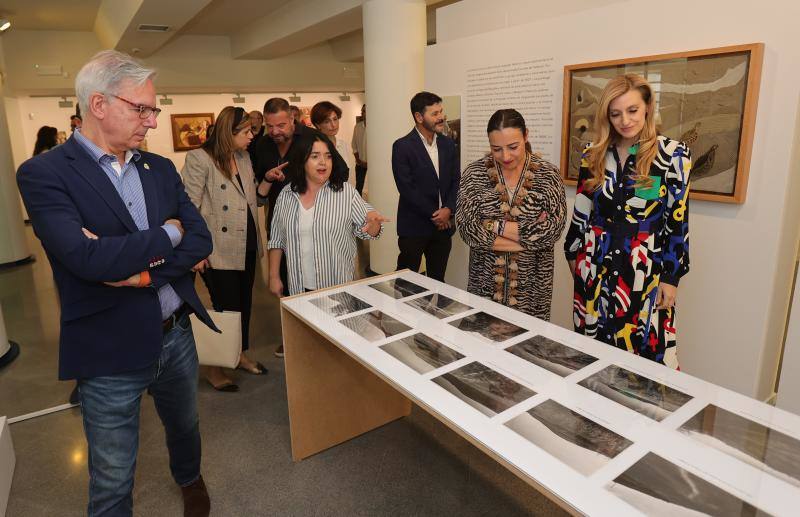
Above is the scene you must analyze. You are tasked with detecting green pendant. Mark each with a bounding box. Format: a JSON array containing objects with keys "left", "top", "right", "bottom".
[{"left": 628, "top": 143, "right": 639, "bottom": 155}]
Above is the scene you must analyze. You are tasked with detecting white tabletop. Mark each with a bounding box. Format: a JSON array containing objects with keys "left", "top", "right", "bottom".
[{"left": 282, "top": 271, "right": 800, "bottom": 516}]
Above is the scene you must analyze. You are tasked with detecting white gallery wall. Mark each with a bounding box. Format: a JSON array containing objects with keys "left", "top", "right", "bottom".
[
  {"left": 427, "top": 0, "right": 800, "bottom": 399},
  {"left": 6, "top": 92, "right": 364, "bottom": 172}
]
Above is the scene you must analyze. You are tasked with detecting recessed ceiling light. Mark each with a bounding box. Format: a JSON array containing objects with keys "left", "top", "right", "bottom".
[{"left": 0, "top": 19, "right": 11, "bottom": 32}]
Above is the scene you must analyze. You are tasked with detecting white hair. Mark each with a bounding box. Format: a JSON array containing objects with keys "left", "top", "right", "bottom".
[{"left": 75, "top": 50, "right": 156, "bottom": 112}]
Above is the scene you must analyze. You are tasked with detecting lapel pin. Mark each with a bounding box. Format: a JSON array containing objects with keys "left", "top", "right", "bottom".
[{"left": 143, "top": 163, "right": 150, "bottom": 170}]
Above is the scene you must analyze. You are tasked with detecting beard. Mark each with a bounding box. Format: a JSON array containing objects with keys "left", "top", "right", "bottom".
[{"left": 423, "top": 118, "right": 444, "bottom": 134}]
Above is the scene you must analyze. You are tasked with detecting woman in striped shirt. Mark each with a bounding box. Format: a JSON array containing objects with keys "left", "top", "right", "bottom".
[{"left": 268, "top": 133, "right": 387, "bottom": 299}]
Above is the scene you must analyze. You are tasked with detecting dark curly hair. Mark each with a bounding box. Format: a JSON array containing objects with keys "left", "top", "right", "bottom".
[{"left": 288, "top": 132, "right": 346, "bottom": 194}]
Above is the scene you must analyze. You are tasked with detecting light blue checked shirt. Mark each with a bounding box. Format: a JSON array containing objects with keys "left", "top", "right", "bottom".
[{"left": 73, "top": 130, "right": 183, "bottom": 320}]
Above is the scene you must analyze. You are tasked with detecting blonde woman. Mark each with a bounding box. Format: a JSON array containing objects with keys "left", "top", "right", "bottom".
[
  {"left": 183, "top": 106, "right": 272, "bottom": 391},
  {"left": 564, "top": 74, "right": 691, "bottom": 368}
]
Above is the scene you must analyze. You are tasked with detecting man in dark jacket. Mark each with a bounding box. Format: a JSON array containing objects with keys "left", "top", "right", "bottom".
[{"left": 392, "top": 91, "right": 460, "bottom": 281}]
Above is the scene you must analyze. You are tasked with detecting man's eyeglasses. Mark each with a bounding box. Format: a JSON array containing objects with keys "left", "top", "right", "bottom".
[{"left": 106, "top": 93, "right": 162, "bottom": 119}]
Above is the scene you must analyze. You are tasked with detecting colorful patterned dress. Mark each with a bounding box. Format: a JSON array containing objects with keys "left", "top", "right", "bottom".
[
  {"left": 457, "top": 154, "right": 566, "bottom": 320},
  {"left": 564, "top": 136, "right": 691, "bottom": 368}
]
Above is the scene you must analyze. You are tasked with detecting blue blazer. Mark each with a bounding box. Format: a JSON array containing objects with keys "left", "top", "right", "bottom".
[
  {"left": 17, "top": 136, "right": 217, "bottom": 380},
  {"left": 391, "top": 129, "right": 460, "bottom": 238}
]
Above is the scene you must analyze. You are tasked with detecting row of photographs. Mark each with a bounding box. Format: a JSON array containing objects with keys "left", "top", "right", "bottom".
[{"left": 306, "top": 277, "right": 800, "bottom": 515}]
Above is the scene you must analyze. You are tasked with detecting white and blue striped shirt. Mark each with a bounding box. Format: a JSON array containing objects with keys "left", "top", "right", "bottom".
[
  {"left": 268, "top": 182, "right": 382, "bottom": 295},
  {"left": 73, "top": 129, "right": 183, "bottom": 319}
]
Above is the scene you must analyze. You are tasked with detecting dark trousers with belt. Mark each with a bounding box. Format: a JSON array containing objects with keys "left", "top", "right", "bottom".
[
  {"left": 201, "top": 250, "right": 257, "bottom": 350},
  {"left": 397, "top": 230, "right": 452, "bottom": 282}
]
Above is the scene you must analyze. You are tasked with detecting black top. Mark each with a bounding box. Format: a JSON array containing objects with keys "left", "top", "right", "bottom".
[
  {"left": 253, "top": 123, "right": 349, "bottom": 233},
  {"left": 235, "top": 173, "right": 258, "bottom": 251},
  {"left": 247, "top": 126, "right": 264, "bottom": 166}
]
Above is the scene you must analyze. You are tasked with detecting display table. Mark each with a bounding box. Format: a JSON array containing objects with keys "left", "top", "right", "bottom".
[
  {"left": 0, "top": 417, "right": 14, "bottom": 517},
  {"left": 280, "top": 271, "right": 800, "bottom": 516}
]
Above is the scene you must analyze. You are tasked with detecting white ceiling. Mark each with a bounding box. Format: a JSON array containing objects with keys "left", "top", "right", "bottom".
[
  {"left": 0, "top": 0, "right": 101, "bottom": 31},
  {"left": 180, "top": 0, "right": 291, "bottom": 35}
]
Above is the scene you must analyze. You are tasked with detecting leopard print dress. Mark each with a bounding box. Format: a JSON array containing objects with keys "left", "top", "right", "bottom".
[{"left": 456, "top": 154, "right": 566, "bottom": 320}]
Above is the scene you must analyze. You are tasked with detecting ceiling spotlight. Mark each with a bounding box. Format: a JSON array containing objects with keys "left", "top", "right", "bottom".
[
  {"left": 288, "top": 92, "right": 301, "bottom": 103},
  {"left": 339, "top": 92, "right": 351, "bottom": 102},
  {"left": 159, "top": 94, "right": 173, "bottom": 106},
  {"left": 0, "top": 19, "right": 11, "bottom": 33},
  {"left": 58, "top": 97, "right": 74, "bottom": 108},
  {"left": 232, "top": 93, "right": 245, "bottom": 104}
]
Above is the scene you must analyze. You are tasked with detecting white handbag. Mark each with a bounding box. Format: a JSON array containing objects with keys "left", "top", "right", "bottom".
[{"left": 190, "top": 310, "right": 242, "bottom": 368}]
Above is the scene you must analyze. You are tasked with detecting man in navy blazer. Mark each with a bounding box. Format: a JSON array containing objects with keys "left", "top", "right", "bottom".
[
  {"left": 392, "top": 91, "right": 460, "bottom": 281},
  {"left": 17, "top": 51, "right": 215, "bottom": 517}
]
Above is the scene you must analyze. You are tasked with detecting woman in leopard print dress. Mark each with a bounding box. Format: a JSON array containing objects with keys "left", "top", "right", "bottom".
[{"left": 456, "top": 109, "right": 566, "bottom": 320}]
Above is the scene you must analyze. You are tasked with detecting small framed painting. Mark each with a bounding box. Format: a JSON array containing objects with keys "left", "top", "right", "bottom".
[{"left": 170, "top": 113, "right": 215, "bottom": 152}]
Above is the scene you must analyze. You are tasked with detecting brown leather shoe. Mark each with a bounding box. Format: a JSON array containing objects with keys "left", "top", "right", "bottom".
[{"left": 181, "top": 475, "right": 210, "bottom": 517}]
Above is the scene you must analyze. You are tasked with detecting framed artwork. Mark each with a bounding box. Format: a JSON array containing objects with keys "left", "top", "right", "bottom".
[
  {"left": 170, "top": 113, "right": 215, "bottom": 152},
  {"left": 560, "top": 43, "right": 764, "bottom": 203}
]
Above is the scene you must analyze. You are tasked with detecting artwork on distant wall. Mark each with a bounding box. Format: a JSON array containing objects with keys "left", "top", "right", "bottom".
[
  {"left": 560, "top": 43, "right": 763, "bottom": 203},
  {"left": 170, "top": 113, "right": 215, "bottom": 152},
  {"left": 442, "top": 95, "right": 462, "bottom": 166}
]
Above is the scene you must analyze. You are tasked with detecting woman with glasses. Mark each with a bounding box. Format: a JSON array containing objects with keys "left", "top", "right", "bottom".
[
  {"left": 182, "top": 106, "right": 268, "bottom": 391},
  {"left": 311, "top": 101, "right": 356, "bottom": 186}
]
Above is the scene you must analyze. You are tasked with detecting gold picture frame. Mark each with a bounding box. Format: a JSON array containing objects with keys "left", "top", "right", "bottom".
[
  {"left": 560, "top": 43, "right": 764, "bottom": 203},
  {"left": 170, "top": 113, "right": 215, "bottom": 152}
]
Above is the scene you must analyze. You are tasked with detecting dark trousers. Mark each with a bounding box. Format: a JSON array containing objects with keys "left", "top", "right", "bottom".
[
  {"left": 397, "top": 230, "right": 452, "bottom": 282},
  {"left": 355, "top": 165, "right": 367, "bottom": 196},
  {"left": 201, "top": 250, "right": 257, "bottom": 350}
]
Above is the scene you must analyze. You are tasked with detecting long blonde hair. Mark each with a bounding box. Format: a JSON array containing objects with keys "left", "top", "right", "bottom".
[
  {"left": 584, "top": 74, "right": 658, "bottom": 191},
  {"left": 202, "top": 106, "right": 250, "bottom": 180}
]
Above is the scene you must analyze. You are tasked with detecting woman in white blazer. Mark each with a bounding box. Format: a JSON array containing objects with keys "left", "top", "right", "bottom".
[{"left": 182, "top": 106, "right": 266, "bottom": 391}]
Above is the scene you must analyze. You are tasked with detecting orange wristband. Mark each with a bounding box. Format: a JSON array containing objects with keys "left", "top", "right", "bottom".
[{"left": 138, "top": 270, "right": 151, "bottom": 288}]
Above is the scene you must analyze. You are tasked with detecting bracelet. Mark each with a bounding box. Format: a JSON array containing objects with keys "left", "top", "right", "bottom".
[
  {"left": 498, "top": 220, "right": 506, "bottom": 236},
  {"left": 138, "top": 270, "right": 151, "bottom": 288}
]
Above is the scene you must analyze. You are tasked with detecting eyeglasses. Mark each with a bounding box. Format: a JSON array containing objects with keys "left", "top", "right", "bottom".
[
  {"left": 320, "top": 116, "right": 339, "bottom": 126},
  {"left": 106, "top": 93, "right": 162, "bottom": 119},
  {"left": 235, "top": 127, "right": 254, "bottom": 136}
]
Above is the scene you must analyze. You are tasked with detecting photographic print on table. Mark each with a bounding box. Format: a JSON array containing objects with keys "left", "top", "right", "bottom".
[
  {"left": 578, "top": 365, "right": 692, "bottom": 421},
  {"left": 170, "top": 113, "right": 215, "bottom": 152},
  {"left": 404, "top": 293, "right": 472, "bottom": 319},
  {"left": 449, "top": 312, "right": 526, "bottom": 344},
  {"left": 380, "top": 333, "right": 465, "bottom": 374},
  {"left": 561, "top": 43, "right": 763, "bottom": 203},
  {"left": 506, "top": 335, "right": 597, "bottom": 376},
  {"left": 432, "top": 362, "right": 535, "bottom": 416},
  {"left": 339, "top": 310, "right": 411, "bottom": 342},
  {"left": 608, "top": 452, "right": 771, "bottom": 516},
  {"left": 368, "top": 278, "right": 428, "bottom": 299},
  {"left": 506, "top": 399, "right": 632, "bottom": 476},
  {"left": 679, "top": 404, "right": 800, "bottom": 489},
  {"left": 309, "top": 291, "right": 371, "bottom": 317}
]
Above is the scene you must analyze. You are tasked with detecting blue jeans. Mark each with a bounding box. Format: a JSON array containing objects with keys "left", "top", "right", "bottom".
[{"left": 78, "top": 312, "right": 201, "bottom": 517}]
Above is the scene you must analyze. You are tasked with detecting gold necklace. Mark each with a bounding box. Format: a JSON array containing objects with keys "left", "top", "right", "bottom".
[{"left": 483, "top": 153, "right": 539, "bottom": 307}]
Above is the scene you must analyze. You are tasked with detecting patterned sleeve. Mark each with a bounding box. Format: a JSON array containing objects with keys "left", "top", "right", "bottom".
[
  {"left": 660, "top": 141, "right": 691, "bottom": 286},
  {"left": 517, "top": 165, "right": 567, "bottom": 251},
  {"left": 456, "top": 160, "right": 496, "bottom": 251},
  {"left": 267, "top": 189, "right": 289, "bottom": 250},
  {"left": 350, "top": 185, "right": 382, "bottom": 240},
  {"left": 563, "top": 145, "right": 594, "bottom": 260}
]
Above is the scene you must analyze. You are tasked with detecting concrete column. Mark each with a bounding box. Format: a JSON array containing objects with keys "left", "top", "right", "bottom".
[
  {"left": 0, "top": 38, "right": 31, "bottom": 266},
  {"left": 363, "top": 0, "right": 426, "bottom": 274}
]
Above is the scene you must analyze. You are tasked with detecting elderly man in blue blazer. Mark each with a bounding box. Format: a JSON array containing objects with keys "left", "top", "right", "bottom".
[
  {"left": 391, "top": 91, "right": 460, "bottom": 281},
  {"left": 17, "top": 51, "right": 216, "bottom": 517}
]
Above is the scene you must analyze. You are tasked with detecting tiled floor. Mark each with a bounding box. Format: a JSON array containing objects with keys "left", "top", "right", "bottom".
[{"left": 0, "top": 224, "right": 565, "bottom": 516}]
